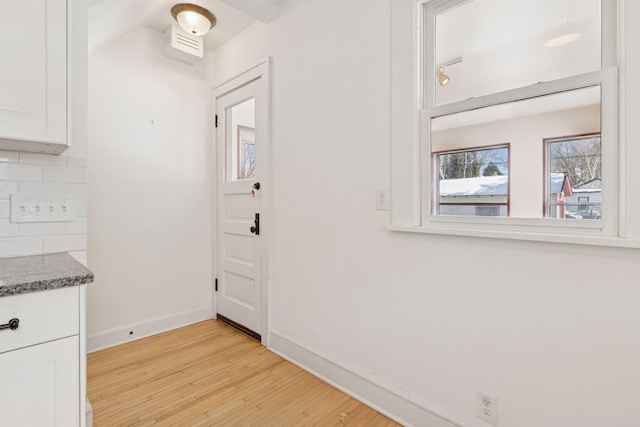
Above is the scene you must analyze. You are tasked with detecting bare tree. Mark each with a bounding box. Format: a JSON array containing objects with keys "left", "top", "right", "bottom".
[
  {"left": 439, "top": 147, "right": 508, "bottom": 180},
  {"left": 549, "top": 136, "right": 601, "bottom": 186}
]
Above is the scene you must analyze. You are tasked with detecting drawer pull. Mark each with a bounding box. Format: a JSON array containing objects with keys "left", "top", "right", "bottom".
[{"left": 0, "top": 318, "right": 19, "bottom": 331}]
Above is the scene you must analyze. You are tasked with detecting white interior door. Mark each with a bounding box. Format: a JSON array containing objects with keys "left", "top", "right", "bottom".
[{"left": 214, "top": 62, "right": 269, "bottom": 342}]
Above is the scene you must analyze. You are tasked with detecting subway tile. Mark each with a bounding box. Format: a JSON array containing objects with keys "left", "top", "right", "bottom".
[
  {"left": 44, "top": 166, "right": 86, "bottom": 184},
  {"left": 66, "top": 217, "right": 87, "bottom": 235},
  {"left": 0, "top": 201, "right": 9, "bottom": 219},
  {"left": 19, "top": 222, "right": 67, "bottom": 237},
  {"left": 0, "top": 237, "right": 43, "bottom": 258},
  {"left": 0, "top": 151, "right": 19, "bottom": 163},
  {"left": 75, "top": 201, "right": 87, "bottom": 217},
  {"left": 20, "top": 152, "right": 66, "bottom": 166},
  {"left": 66, "top": 184, "right": 87, "bottom": 200},
  {"left": 0, "top": 220, "right": 20, "bottom": 237},
  {"left": 44, "top": 234, "right": 86, "bottom": 253},
  {"left": 0, "top": 163, "right": 43, "bottom": 181},
  {"left": 0, "top": 182, "right": 19, "bottom": 198},
  {"left": 65, "top": 156, "right": 87, "bottom": 167},
  {"left": 19, "top": 182, "right": 66, "bottom": 195}
]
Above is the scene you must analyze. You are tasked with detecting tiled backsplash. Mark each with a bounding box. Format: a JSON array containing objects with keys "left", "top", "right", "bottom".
[{"left": 0, "top": 150, "right": 87, "bottom": 258}]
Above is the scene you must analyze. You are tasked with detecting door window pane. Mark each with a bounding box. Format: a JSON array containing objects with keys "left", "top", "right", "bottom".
[
  {"left": 434, "top": 0, "right": 601, "bottom": 105},
  {"left": 226, "top": 98, "right": 255, "bottom": 181}
]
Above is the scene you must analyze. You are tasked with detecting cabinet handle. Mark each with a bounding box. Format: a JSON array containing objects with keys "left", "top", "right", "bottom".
[{"left": 0, "top": 318, "right": 19, "bottom": 331}]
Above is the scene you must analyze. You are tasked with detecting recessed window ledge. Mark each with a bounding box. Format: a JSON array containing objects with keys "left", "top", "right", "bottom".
[{"left": 387, "top": 225, "right": 640, "bottom": 249}]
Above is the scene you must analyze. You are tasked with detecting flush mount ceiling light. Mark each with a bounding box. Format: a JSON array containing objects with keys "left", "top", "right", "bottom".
[
  {"left": 436, "top": 57, "right": 463, "bottom": 87},
  {"left": 543, "top": 33, "right": 584, "bottom": 48},
  {"left": 171, "top": 3, "right": 217, "bottom": 36}
]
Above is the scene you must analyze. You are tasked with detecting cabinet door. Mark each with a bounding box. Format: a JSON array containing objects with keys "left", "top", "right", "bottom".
[
  {"left": 0, "top": 336, "right": 79, "bottom": 427},
  {"left": 0, "top": 0, "right": 67, "bottom": 145}
]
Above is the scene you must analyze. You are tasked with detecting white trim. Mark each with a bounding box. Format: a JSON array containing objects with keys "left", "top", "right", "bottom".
[
  {"left": 388, "top": 225, "right": 640, "bottom": 249},
  {"left": 79, "top": 284, "right": 87, "bottom": 427},
  {"left": 269, "top": 328, "right": 489, "bottom": 427},
  {"left": 425, "top": 70, "right": 610, "bottom": 118},
  {"left": 211, "top": 58, "right": 270, "bottom": 98},
  {"left": 87, "top": 306, "right": 213, "bottom": 353},
  {"left": 391, "top": 0, "right": 422, "bottom": 226}
]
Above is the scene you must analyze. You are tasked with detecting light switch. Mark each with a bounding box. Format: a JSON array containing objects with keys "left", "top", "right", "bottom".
[{"left": 10, "top": 194, "right": 76, "bottom": 223}]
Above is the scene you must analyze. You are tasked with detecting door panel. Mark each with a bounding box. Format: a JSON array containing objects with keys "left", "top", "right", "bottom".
[
  {"left": 223, "top": 271, "right": 255, "bottom": 306},
  {"left": 225, "top": 194, "right": 254, "bottom": 219},
  {"left": 224, "top": 234, "right": 254, "bottom": 263}
]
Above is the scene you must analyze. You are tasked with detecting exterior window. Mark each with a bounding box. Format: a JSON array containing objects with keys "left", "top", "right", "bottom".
[
  {"left": 578, "top": 197, "right": 590, "bottom": 211},
  {"left": 434, "top": 146, "right": 509, "bottom": 217},
  {"left": 421, "top": 0, "right": 617, "bottom": 235},
  {"left": 545, "top": 134, "right": 602, "bottom": 220}
]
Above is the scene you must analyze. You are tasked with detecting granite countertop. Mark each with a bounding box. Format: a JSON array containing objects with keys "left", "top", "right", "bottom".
[{"left": 0, "top": 253, "right": 94, "bottom": 297}]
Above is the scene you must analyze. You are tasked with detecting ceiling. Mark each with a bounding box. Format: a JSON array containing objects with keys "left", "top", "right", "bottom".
[{"left": 88, "top": 0, "right": 284, "bottom": 51}]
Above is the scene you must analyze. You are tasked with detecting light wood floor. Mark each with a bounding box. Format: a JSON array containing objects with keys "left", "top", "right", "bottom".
[{"left": 88, "top": 320, "right": 402, "bottom": 426}]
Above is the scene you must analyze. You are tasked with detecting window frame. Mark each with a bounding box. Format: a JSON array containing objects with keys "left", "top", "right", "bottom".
[{"left": 412, "top": 0, "right": 622, "bottom": 243}]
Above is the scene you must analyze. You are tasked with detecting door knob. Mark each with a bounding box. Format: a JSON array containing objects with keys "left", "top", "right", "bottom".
[{"left": 253, "top": 182, "right": 261, "bottom": 191}]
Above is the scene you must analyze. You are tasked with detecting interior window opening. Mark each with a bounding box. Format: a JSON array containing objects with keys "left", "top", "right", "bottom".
[{"left": 430, "top": 85, "right": 601, "bottom": 220}]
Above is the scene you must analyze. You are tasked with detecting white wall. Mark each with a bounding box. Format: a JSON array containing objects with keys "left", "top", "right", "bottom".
[
  {"left": 87, "top": 27, "right": 214, "bottom": 351},
  {"left": 213, "top": 1, "right": 640, "bottom": 426}
]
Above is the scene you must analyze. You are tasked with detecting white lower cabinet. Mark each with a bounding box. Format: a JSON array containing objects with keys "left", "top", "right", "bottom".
[
  {"left": 0, "top": 286, "right": 85, "bottom": 426},
  {"left": 0, "top": 336, "right": 79, "bottom": 427}
]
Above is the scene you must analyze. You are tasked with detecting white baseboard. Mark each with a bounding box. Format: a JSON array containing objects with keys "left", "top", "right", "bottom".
[
  {"left": 269, "top": 328, "right": 485, "bottom": 427},
  {"left": 87, "top": 306, "right": 213, "bottom": 353}
]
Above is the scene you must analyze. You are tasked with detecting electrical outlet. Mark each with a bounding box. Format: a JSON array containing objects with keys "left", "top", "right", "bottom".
[
  {"left": 375, "top": 187, "right": 390, "bottom": 210},
  {"left": 477, "top": 390, "right": 498, "bottom": 425}
]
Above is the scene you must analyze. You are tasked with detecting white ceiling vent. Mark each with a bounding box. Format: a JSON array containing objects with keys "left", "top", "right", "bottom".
[{"left": 163, "top": 24, "right": 203, "bottom": 65}]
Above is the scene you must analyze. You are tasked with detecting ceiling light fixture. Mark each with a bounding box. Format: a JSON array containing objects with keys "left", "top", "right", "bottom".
[
  {"left": 436, "top": 57, "right": 463, "bottom": 87},
  {"left": 543, "top": 33, "right": 584, "bottom": 48},
  {"left": 171, "top": 3, "right": 217, "bottom": 36},
  {"left": 436, "top": 68, "right": 450, "bottom": 86}
]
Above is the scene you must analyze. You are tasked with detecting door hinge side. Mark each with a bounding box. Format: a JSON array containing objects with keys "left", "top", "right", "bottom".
[
  {"left": 215, "top": 278, "right": 218, "bottom": 292},
  {"left": 215, "top": 114, "right": 218, "bottom": 128}
]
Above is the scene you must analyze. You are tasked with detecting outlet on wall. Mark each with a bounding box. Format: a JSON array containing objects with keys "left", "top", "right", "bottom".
[
  {"left": 477, "top": 390, "right": 498, "bottom": 425},
  {"left": 375, "top": 187, "right": 390, "bottom": 210}
]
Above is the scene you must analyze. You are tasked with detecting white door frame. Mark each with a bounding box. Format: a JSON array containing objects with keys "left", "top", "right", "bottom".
[{"left": 212, "top": 58, "right": 271, "bottom": 346}]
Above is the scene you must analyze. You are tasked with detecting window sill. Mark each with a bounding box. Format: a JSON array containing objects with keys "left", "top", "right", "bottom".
[{"left": 387, "top": 225, "right": 640, "bottom": 249}]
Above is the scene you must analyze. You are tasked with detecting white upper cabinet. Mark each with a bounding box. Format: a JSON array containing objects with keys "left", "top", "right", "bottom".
[{"left": 0, "top": 0, "right": 68, "bottom": 154}]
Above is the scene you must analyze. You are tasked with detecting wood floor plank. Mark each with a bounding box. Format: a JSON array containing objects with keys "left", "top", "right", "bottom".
[{"left": 88, "top": 320, "right": 402, "bottom": 426}]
